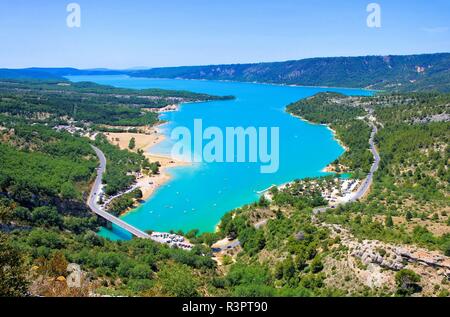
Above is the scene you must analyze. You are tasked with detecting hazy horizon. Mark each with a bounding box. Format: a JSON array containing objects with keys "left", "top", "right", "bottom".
[{"left": 3, "top": 51, "right": 449, "bottom": 71}]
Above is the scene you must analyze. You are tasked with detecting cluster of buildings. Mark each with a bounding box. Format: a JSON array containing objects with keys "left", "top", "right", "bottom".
[
  {"left": 265, "top": 177, "right": 361, "bottom": 207},
  {"left": 147, "top": 104, "right": 179, "bottom": 113},
  {"left": 150, "top": 232, "right": 193, "bottom": 250},
  {"left": 321, "top": 179, "right": 360, "bottom": 205},
  {"left": 53, "top": 124, "right": 98, "bottom": 140},
  {"left": 53, "top": 124, "right": 85, "bottom": 134},
  {"left": 53, "top": 124, "right": 194, "bottom": 251}
]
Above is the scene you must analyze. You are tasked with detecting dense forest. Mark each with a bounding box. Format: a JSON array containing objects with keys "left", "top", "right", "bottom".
[
  {"left": 0, "top": 79, "right": 232, "bottom": 127},
  {"left": 0, "top": 123, "right": 100, "bottom": 241},
  {"left": 315, "top": 93, "right": 450, "bottom": 252}
]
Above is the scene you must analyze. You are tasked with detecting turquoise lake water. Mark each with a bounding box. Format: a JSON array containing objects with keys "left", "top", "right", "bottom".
[{"left": 67, "top": 75, "right": 373, "bottom": 240}]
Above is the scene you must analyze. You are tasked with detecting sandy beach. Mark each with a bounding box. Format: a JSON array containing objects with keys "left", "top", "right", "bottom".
[{"left": 105, "top": 125, "right": 190, "bottom": 202}]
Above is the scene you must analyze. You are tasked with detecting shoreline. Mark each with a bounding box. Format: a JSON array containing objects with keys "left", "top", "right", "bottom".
[
  {"left": 289, "top": 113, "right": 349, "bottom": 173},
  {"left": 104, "top": 121, "right": 191, "bottom": 215},
  {"left": 212, "top": 111, "right": 350, "bottom": 233},
  {"left": 100, "top": 80, "right": 355, "bottom": 233},
  {"left": 322, "top": 125, "right": 349, "bottom": 173},
  {"left": 123, "top": 74, "right": 379, "bottom": 93}
]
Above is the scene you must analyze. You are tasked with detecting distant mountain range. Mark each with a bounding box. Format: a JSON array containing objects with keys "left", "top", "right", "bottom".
[
  {"left": 2, "top": 53, "right": 449, "bottom": 92},
  {"left": 0, "top": 67, "right": 122, "bottom": 80},
  {"left": 130, "top": 53, "right": 450, "bottom": 92}
]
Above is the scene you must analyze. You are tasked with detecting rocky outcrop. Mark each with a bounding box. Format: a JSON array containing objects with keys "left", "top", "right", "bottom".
[
  {"left": 66, "top": 263, "right": 91, "bottom": 288},
  {"left": 350, "top": 240, "right": 405, "bottom": 271},
  {"left": 398, "top": 248, "right": 450, "bottom": 276},
  {"left": 322, "top": 222, "right": 450, "bottom": 279},
  {"left": 412, "top": 113, "right": 450, "bottom": 124}
]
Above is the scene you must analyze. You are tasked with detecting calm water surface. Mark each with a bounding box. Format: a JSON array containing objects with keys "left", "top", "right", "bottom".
[{"left": 68, "top": 75, "right": 373, "bottom": 240}]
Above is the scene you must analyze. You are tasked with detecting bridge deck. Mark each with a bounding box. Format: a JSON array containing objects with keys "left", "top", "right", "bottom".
[{"left": 88, "top": 145, "right": 150, "bottom": 239}]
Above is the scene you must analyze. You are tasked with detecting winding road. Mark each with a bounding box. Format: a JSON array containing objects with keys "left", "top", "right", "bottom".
[
  {"left": 314, "top": 113, "right": 380, "bottom": 214},
  {"left": 88, "top": 145, "right": 151, "bottom": 239},
  {"left": 215, "top": 112, "right": 381, "bottom": 250},
  {"left": 350, "top": 119, "right": 380, "bottom": 202},
  {"left": 87, "top": 109, "right": 380, "bottom": 246}
]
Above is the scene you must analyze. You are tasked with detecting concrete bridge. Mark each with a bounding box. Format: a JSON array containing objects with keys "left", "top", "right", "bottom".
[{"left": 88, "top": 145, "right": 151, "bottom": 239}]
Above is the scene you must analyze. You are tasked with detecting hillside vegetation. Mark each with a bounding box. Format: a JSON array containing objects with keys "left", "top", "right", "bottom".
[
  {"left": 287, "top": 93, "right": 373, "bottom": 178},
  {"left": 1, "top": 79, "right": 449, "bottom": 297},
  {"left": 130, "top": 53, "right": 450, "bottom": 93},
  {"left": 302, "top": 93, "right": 450, "bottom": 252},
  {"left": 0, "top": 79, "right": 232, "bottom": 127}
]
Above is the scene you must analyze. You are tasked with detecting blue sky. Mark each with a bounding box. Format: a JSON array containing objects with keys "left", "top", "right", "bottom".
[{"left": 0, "top": 0, "right": 449, "bottom": 69}]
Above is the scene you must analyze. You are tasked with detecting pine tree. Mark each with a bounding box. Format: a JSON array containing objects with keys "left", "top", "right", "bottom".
[
  {"left": 128, "top": 137, "right": 136, "bottom": 150},
  {"left": 385, "top": 214, "right": 394, "bottom": 227},
  {"left": 405, "top": 211, "right": 413, "bottom": 222}
]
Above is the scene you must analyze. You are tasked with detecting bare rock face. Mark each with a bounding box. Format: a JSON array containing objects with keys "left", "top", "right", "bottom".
[
  {"left": 350, "top": 240, "right": 450, "bottom": 278},
  {"left": 397, "top": 248, "right": 450, "bottom": 276},
  {"left": 320, "top": 220, "right": 450, "bottom": 288},
  {"left": 66, "top": 263, "right": 83, "bottom": 288},
  {"left": 294, "top": 231, "right": 305, "bottom": 241},
  {"left": 412, "top": 113, "right": 450, "bottom": 124},
  {"left": 350, "top": 240, "right": 405, "bottom": 271}
]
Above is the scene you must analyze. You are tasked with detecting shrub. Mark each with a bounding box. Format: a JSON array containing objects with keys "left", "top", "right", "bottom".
[{"left": 395, "top": 269, "right": 421, "bottom": 296}]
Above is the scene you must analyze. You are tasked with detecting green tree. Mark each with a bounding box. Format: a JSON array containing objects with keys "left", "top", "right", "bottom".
[
  {"left": 128, "top": 137, "right": 136, "bottom": 150},
  {"left": 385, "top": 214, "right": 394, "bottom": 228},
  {"left": 294, "top": 252, "right": 308, "bottom": 271},
  {"left": 222, "top": 255, "right": 233, "bottom": 266},
  {"left": 158, "top": 263, "right": 199, "bottom": 297},
  {"left": 48, "top": 251, "right": 69, "bottom": 277},
  {"left": 310, "top": 257, "right": 324, "bottom": 274},
  {"left": 258, "top": 195, "right": 270, "bottom": 207},
  {"left": 0, "top": 198, "right": 16, "bottom": 223},
  {"left": 0, "top": 235, "right": 29, "bottom": 296},
  {"left": 232, "top": 284, "right": 275, "bottom": 297},
  {"left": 405, "top": 211, "right": 413, "bottom": 222},
  {"left": 31, "top": 206, "right": 61, "bottom": 227},
  {"left": 282, "top": 257, "right": 296, "bottom": 280},
  {"left": 132, "top": 189, "right": 143, "bottom": 200},
  {"left": 395, "top": 269, "right": 421, "bottom": 296},
  {"left": 443, "top": 242, "right": 450, "bottom": 257},
  {"left": 12, "top": 206, "right": 31, "bottom": 222},
  {"left": 130, "top": 264, "right": 153, "bottom": 280},
  {"left": 61, "top": 182, "right": 77, "bottom": 200}
]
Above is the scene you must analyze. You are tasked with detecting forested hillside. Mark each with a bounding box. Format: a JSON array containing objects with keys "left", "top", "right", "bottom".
[
  {"left": 297, "top": 92, "right": 450, "bottom": 252},
  {"left": 131, "top": 53, "right": 450, "bottom": 92},
  {"left": 287, "top": 93, "right": 374, "bottom": 178},
  {"left": 0, "top": 79, "right": 232, "bottom": 127},
  {"left": 0, "top": 79, "right": 227, "bottom": 296},
  {"left": 1, "top": 78, "right": 449, "bottom": 297},
  {"left": 209, "top": 92, "right": 450, "bottom": 297}
]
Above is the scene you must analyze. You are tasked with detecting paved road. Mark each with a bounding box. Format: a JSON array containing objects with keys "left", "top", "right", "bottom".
[
  {"left": 88, "top": 145, "right": 151, "bottom": 239},
  {"left": 213, "top": 117, "right": 381, "bottom": 249},
  {"left": 350, "top": 120, "right": 380, "bottom": 202},
  {"left": 88, "top": 116, "right": 380, "bottom": 242},
  {"left": 314, "top": 116, "right": 380, "bottom": 214},
  {"left": 212, "top": 239, "right": 241, "bottom": 253}
]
